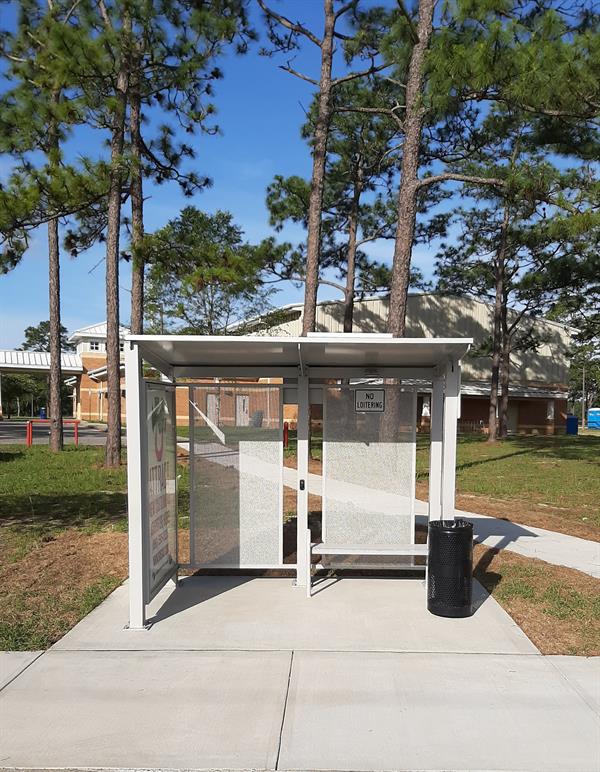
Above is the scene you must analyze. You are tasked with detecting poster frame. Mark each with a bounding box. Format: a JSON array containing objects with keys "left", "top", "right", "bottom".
[{"left": 144, "top": 381, "right": 179, "bottom": 603}]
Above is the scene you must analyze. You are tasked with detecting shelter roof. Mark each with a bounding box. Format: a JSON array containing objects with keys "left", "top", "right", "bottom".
[{"left": 127, "top": 333, "right": 472, "bottom": 376}]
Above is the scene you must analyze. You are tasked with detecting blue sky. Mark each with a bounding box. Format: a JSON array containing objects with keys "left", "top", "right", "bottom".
[{"left": 0, "top": 0, "right": 441, "bottom": 348}]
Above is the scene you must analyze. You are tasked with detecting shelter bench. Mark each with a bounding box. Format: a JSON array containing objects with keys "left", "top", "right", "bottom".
[{"left": 306, "top": 531, "right": 428, "bottom": 596}]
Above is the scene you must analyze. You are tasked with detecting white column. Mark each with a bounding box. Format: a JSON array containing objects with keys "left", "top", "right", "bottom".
[
  {"left": 296, "top": 374, "right": 309, "bottom": 587},
  {"left": 441, "top": 360, "right": 460, "bottom": 520},
  {"left": 125, "top": 342, "right": 147, "bottom": 629},
  {"left": 428, "top": 375, "right": 444, "bottom": 520}
]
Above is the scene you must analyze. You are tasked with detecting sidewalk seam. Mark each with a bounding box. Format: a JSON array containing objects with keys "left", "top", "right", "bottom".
[
  {"left": 275, "top": 650, "right": 294, "bottom": 770},
  {"left": 0, "top": 651, "right": 44, "bottom": 694},
  {"left": 546, "top": 657, "right": 600, "bottom": 718}
]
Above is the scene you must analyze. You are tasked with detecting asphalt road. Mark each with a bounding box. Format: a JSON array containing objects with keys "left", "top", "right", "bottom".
[{"left": 0, "top": 420, "right": 112, "bottom": 446}]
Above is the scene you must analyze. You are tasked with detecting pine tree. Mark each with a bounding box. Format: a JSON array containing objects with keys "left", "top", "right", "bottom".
[
  {"left": 144, "top": 207, "right": 275, "bottom": 333},
  {"left": 0, "top": 0, "right": 107, "bottom": 451},
  {"left": 258, "top": 0, "right": 394, "bottom": 334},
  {"left": 343, "top": 1, "right": 600, "bottom": 337},
  {"left": 435, "top": 111, "right": 600, "bottom": 440},
  {"left": 266, "top": 78, "right": 404, "bottom": 330},
  {"left": 124, "top": 0, "right": 255, "bottom": 335},
  {"left": 70, "top": 0, "right": 255, "bottom": 466}
]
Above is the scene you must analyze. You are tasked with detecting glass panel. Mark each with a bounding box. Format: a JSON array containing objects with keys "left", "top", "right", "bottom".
[
  {"left": 191, "top": 385, "right": 282, "bottom": 566},
  {"left": 145, "top": 384, "right": 178, "bottom": 598},
  {"left": 323, "top": 386, "right": 415, "bottom": 548}
]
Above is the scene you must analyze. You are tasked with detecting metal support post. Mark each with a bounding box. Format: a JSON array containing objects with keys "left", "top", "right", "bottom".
[
  {"left": 441, "top": 360, "right": 460, "bottom": 520},
  {"left": 428, "top": 375, "right": 444, "bottom": 520},
  {"left": 125, "top": 342, "right": 147, "bottom": 629},
  {"left": 296, "top": 374, "right": 309, "bottom": 587}
]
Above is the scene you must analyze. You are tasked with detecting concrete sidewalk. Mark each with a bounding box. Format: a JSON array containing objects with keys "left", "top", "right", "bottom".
[{"left": 1, "top": 576, "right": 599, "bottom": 771}]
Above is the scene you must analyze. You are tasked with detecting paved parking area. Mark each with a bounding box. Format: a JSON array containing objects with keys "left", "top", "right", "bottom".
[{"left": 1, "top": 576, "right": 598, "bottom": 771}]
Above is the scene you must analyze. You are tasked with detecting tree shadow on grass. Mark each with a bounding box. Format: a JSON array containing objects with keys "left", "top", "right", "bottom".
[
  {"left": 446, "top": 434, "right": 600, "bottom": 475},
  {"left": 0, "top": 492, "right": 127, "bottom": 531},
  {"left": 0, "top": 450, "right": 24, "bottom": 464},
  {"left": 503, "top": 434, "right": 600, "bottom": 463}
]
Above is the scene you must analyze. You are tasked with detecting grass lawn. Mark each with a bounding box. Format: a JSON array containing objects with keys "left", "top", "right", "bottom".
[
  {"left": 416, "top": 434, "right": 600, "bottom": 540},
  {"left": 1, "top": 436, "right": 598, "bottom": 654},
  {"left": 474, "top": 545, "right": 600, "bottom": 656},
  {"left": 0, "top": 445, "right": 190, "bottom": 650}
]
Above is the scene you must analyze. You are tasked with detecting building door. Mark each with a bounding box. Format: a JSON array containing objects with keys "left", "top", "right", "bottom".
[
  {"left": 236, "top": 394, "right": 250, "bottom": 426},
  {"left": 206, "top": 393, "right": 219, "bottom": 426},
  {"left": 507, "top": 402, "right": 518, "bottom": 434}
]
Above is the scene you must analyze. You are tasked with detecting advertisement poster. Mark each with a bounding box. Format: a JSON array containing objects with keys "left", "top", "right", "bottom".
[{"left": 146, "top": 384, "right": 177, "bottom": 599}]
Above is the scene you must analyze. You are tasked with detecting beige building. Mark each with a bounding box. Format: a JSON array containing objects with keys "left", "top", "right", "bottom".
[
  {"left": 6, "top": 295, "right": 568, "bottom": 433},
  {"left": 243, "top": 293, "right": 572, "bottom": 434},
  {"left": 67, "top": 322, "right": 129, "bottom": 421}
]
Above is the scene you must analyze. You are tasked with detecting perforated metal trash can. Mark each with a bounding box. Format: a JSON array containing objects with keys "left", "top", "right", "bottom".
[{"left": 427, "top": 519, "right": 473, "bottom": 618}]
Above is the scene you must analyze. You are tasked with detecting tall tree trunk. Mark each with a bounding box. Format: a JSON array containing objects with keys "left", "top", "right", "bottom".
[
  {"left": 499, "top": 306, "right": 511, "bottom": 439},
  {"left": 488, "top": 206, "right": 510, "bottom": 442},
  {"left": 487, "top": 278, "right": 502, "bottom": 442},
  {"left": 47, "top": 91, "right": 63, "bottom": 452},
  {"left": 129, "top": 56, "right": 144, "bottom": 335},
  {"left": 48, "top": 216, "right": 63, "bottom": 451},
  {"left": 104, "top": 28, "right": 130, "bottom": 469},
  {"left": 343, "top": 167, "right": 363, "bottom": 333},
  {"left": 302, "top": 0, "right": 335, "bottom": 336},
  {"left": 386, "top": 0, "right": 434, "bottom": 337}
]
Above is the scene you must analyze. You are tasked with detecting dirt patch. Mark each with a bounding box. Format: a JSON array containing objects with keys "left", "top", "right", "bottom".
[
  {"left": 416, "top": 482, "right": 599, "bottom": 542},
  {"left": 284, "top": 455, "right": 322, "bottom": 475},
  {"left": 0, "top": 529, "right": 128, "bottom": 650},
  {"left": 473, "top": 544, "right": 600, "bottom": 656}
]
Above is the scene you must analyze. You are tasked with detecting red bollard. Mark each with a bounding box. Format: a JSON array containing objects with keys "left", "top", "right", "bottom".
[
  {"left": 74, "top": 421, "right": 79, "bottom": 447},
  {"left": 26, "top": 421, "right": 32, "bottom": 447},
  {"left": 283, "top": 421, "right": 289, "bottom": 448}
]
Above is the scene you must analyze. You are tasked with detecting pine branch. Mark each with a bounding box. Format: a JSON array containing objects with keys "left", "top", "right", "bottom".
[
  {"left": 279, "top": 64, "right": 319, "bottom": 86},
  {"left": 396, "top": 0, "right": 419, "bottom": 44},
  {"left": 416, "top": 173, "right": 506, "bottom": 190},
  {"left": 332, "top": 61, "right": 391, "bottom": 87},
  {"left": 257, "top": 0, "right": 322, "bottom": 48},
  {"left": 335, "top": 1, "right": 356, "bottom": 20},
  {"left": 335, "top": 104, "right": 405, "bottom": 129}
]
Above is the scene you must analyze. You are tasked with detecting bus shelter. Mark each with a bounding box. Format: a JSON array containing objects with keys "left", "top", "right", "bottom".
[{"left": 125, "top": 333, "right": 471, "bottom": 629}]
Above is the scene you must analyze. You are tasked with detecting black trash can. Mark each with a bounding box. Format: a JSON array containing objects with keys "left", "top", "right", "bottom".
[{"left": 427, "top": 519, "right": 473, "bottom": 618}]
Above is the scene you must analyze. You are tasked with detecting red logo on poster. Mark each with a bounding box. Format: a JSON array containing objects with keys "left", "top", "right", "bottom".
[{"left": 152, "top": 397, "right": 166, "bottom": 462}]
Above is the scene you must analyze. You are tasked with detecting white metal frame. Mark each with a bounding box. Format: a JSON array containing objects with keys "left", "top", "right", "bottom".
[
  {"left": 125, "top": 341, "right": 147, "bottom": 629},
  {"left": 125, "top": 335, "right": 467, "bottom": 620},
  {"left": 295, "top": 374, "right": 310, "bottom": 587}
]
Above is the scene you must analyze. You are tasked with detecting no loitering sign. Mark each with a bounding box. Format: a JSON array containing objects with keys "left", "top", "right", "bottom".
[{"left": 354, "top": 388, "right": 385, "bottom": 413}]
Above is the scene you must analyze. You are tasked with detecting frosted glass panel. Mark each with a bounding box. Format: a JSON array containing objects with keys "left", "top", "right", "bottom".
[
  {"left": 323, "top": 386, "right": 415, "bottom": 547},
  {"left": 190, "top": 385, "right": 282, "bottom": 567}
]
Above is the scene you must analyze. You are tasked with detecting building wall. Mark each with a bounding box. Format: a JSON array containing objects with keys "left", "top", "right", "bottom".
[
  {"left": 77, "top": 353, "right": 126, "bottom": 422},
  {"left": 259, "top": 294, "right": 572, "bottom": 390},
  {"left": 177, "top": 382, "right": 281, "bottom": 429}
]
